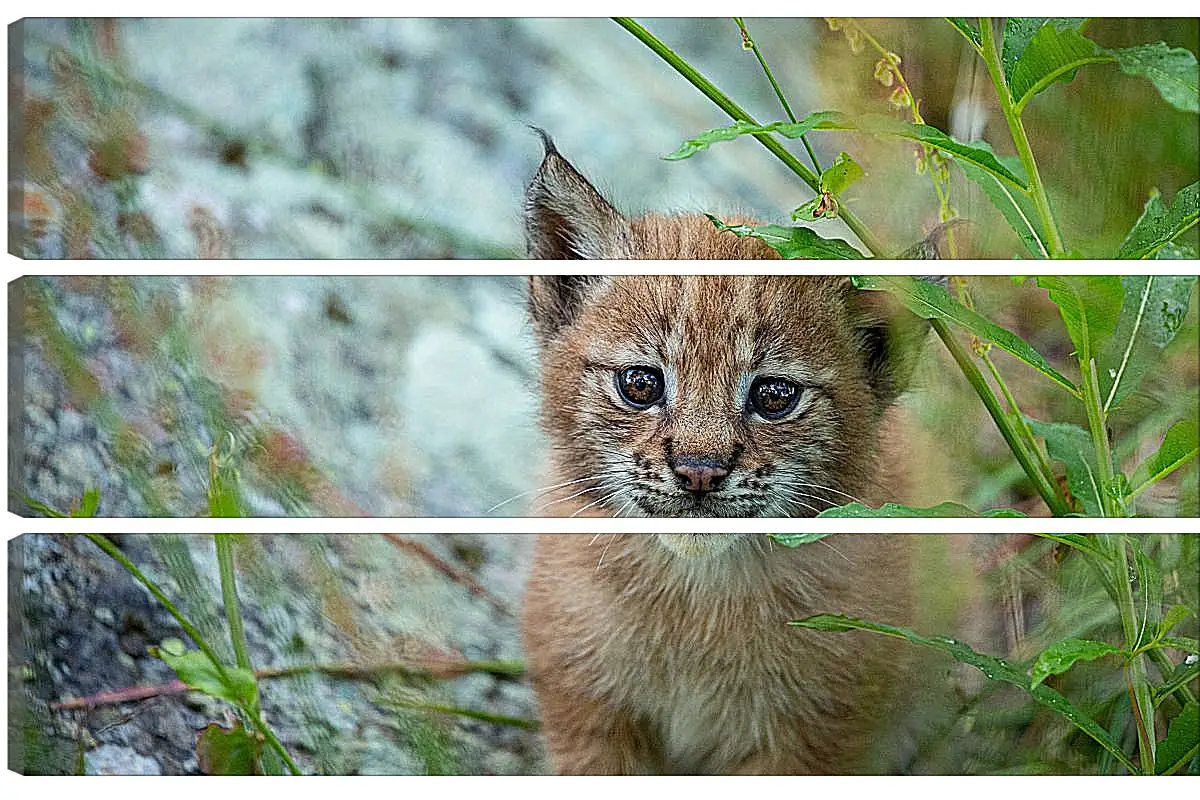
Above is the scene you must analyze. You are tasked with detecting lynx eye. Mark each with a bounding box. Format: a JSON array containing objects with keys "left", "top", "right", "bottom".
[
  {"left": 616, "top": 366, "right": 665, "bottom": 409},
  {"left": 749, "top": 376, "right": 802, "bottom": 420}
]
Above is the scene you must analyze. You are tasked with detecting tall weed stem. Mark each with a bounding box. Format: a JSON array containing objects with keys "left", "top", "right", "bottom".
[
  {"left": 1109, "top": 536, "right": 1157, "bottom": 772},
  {"left": 614, "top": 17, "right": 888, "bottom": 257},
  {"left": 979, "top": 18, "right": 1066, "bottom": 257},
  {"left": 733, "top": 18, "right": 821, "bottom": 173},
  {"left": 931, "top": 320, "right": 1071, "bottom": 515}
]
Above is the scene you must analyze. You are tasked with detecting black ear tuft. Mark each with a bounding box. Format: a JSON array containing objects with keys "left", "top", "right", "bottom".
[
  {"left": 527, "top": 275, "right": 607, "bottom": 345},
  {"left": 896, "top": 220, "right": 968, "bottom": 259},
  {"left": 524, "top": 131, "right": 629, "bottom": 259},
  {"left": 847, "top": 279, "right": 935, "bottom": 409}
]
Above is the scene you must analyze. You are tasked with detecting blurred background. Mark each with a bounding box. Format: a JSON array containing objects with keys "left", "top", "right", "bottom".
[
  {"left": 10, "top": 274, "right": 1198, "bottom": 517},
  {"left": 10, "top": 18, "right": 1199, "bottom": 258}
]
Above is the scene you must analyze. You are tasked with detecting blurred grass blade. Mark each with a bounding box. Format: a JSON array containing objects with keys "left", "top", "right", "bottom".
[
  {"left": 1117, "top": 183, "right": 1200, "bottom": 259},
  {"left": 1010, "top": 25, "right": 1115, "bottom": 112},
  {"left": 708, "top": 216, "right": 864, "bottom": 259},
  {"left": 1127, "top": 420, "right": 1200, "bottom": 500},
  {"left": 1133, "top": 544, "right": 1165, "bottom": 648},
  {"left": 1035, "top": 276, "right": 1124, "bottom": 361},
  {"left": 1099, "top": 275, "right": 1198, "bottom": 411},
  {"left": 1030, "top": 638, "right": 1124, "bottom": 688},
  {"left": 1027, "top": 418, "right": 1104, "bottom": 515},
  {"left": 769, "top": 534, "right": 835, "bottom": 546},
  {"left": 816, "top": 501, "right": 1026, "bottom": 517},
  {"left": 790, "top": 614, "right": 1139, "bottom": 774},
  {"left": 852, "top": 276, "right": 1080, "bottom": 396},
  {"left": 956, "top": 149, "right": 1047, "bottom": 258},
  {"left": 1113, "top": 43, "right": 1200, "bottom": 114}
]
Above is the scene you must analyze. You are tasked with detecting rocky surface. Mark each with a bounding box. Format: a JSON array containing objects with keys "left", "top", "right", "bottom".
[
  {"left": 10, "top": 533, "right": 541, "bottom": 775},
  {"left": 10, "top": 17, "right": 832, "bottom": 519},
  {"left": 15, "top": 18, "right": 829, "bottom": 260}
]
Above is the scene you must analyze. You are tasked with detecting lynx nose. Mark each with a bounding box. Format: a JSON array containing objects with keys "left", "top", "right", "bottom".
[{"left": 673, "top": 458, "right": 729, "bottom": 494}]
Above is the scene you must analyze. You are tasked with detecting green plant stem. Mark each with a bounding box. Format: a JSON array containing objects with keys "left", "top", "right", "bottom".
[
  {"left": 215, "top": 535, "right": 255, "bottom": 690},
  {"left": 733, "top": 18, "right": 821, "bottom": 173},
  {"left": 1147, "top": 648, "right": 1197, "bottom": 706},
  {"left": 931, "top": 320, "right": 1071, "bottom": 515},
  {"left": 978, "top": 18, "right": 1066, "bottom": 257},
  {"left": 1081, "top": 358, "right": 1123, "bottom": 517},
  {"left": 1109, "top": 537, "right": 1157, "bottom": 773},
  {"left": 247, "top": 712, "right": 302, "bottom": 775},
  {"left": 86, "top": 533, "right": 301, "bottom": 775},
  {"left": 978, "top": 349, "right": 1059, "bottom": 491},
  {"left": 85, "top": 534, "right": 234, "bottom": 686},
  {"left": 614, "top": 17, "right": 889, "bottom": 258}
]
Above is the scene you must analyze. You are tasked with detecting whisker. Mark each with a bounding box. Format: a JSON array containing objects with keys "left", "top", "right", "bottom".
[
  {"left": 571, "top": 488, "right": 626, "bottom": 518},
  {"left": 484, "top": 471, "right": 625, "bottom": 514}
]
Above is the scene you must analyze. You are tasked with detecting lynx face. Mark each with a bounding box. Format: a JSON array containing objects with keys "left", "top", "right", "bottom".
[
  {"left": 524, "top": 138, "right": 927, "bottom": 519},
  {"left": 529, "top": 274, "right": 917, "bottom": 518}
]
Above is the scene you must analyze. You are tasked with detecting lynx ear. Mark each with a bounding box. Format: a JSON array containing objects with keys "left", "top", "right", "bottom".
[
  {"left": 847, "top": 278, "right": 940, "bottom": 408},
  {"left": 527, "top": 275, "right": 608, "bottom": 345},
  {"left": 525, "top": 130, "right": 629, "bottom": 259}
]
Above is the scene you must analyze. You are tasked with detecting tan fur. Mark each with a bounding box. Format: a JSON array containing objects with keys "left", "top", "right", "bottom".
[
  {"left": 521, "top": 139, "right": 935, "bottom": 775},
  {"left": 524, "top": 534, "right": 917, "bottom": 774}
]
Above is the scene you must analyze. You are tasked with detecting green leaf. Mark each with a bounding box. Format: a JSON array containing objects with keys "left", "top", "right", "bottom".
[
  {"left": 869, "top": 118, "right": 1027, "bottom": 188},
  {"left": 956, "top": 145, "right": 1047, "bottom": 258},
  {"left": 1128, "top": 420, "right": 1200, "bottom": 500},
  {"left": 708, "top": 216, "right": 864, "bottom": 259},
  {"left": 1155, "top": 658, "right": 1200, "bottom": 706},
  {"left": 1026, "top": 419, "right": 1104, "bottom": 515},
  {"left": 1035, "top": 276, "right": 1124, "bottom": 361},
  {"left": 768, "top": 534, "right": 834, "bottom": 547},
  {"left": 667, "top": 112, "right": 1027, "bottom": 188},
  {"left": 852, "top": 276, "right": 1079, "bottom": 396},
  {"left": 1156, "top": 605, "right": 1197, "bottom": 641},
  {"left": 1159, "top": 637, "right": 1200, "bottom": 655},
  {"left": 789, "top": 613, "right": 1139, "bottom": 773},
  {"left": 1010, "top": 25, "right": 1115, "bottom": 112},
  {"left": 790, "top": 196, "right": 829, "bottom": 222},
  {"left": 1098, "top": 275, "right": 1198, "bottom": 411},
  {"left": 1002, "top": 18, "right": 1087, "bottom": 84},
  {"left": 665, "top": 112, "right": 847, "bottom": 160},
  {"left": 1030, "top": 533, "right": 1104, "bottom": 557},
  {"left": 816, "top": 501, "right": 1026, "bottom": 518},
  {"left": 158, "top": 648, "right": 258, "bottom": 707},
  {"left": 196, "top": 722, "right": 261, "bottom": 775},
  {"left": 820, "top": 151, "right": 865, "bottom": 195},
  {"left": 1157, "top": 702, "right": 1199, "bottom": 775},
  {"left": 1117, "top": 183, "right": 1200, "bottom": 259},
  {"left": 1030, "top": 638, "right": 1124, "bottom": 688},
  {"left": 72, "top": 488, "right": 101, "bottom": 517},
  {"left": 946, "top": 17, "right": 981, "bottom": 48},
  {"left": 1113, "top": 43, "right": 1200, "bottom": 114}
]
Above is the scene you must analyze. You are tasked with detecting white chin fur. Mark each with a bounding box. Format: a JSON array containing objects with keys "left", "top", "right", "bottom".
[{"left": 655, "top": 534, "right": 742, "bottom": 558}]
